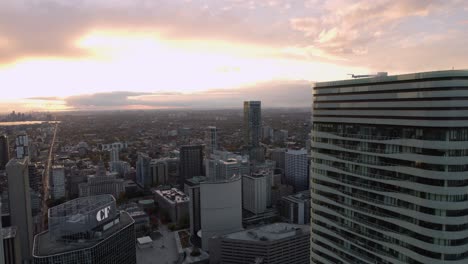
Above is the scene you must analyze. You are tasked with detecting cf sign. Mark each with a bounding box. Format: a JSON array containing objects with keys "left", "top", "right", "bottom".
[{"left": 96, "top": 206, "right": 111, "bottom": 222}]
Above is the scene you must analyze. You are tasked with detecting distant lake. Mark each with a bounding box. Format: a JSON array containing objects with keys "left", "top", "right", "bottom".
[{"left": 0, "top": 121, "right": 60, "bottom": 126}]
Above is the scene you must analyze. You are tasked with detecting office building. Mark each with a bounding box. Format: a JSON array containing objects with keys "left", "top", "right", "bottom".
[
  {"left": 271, "top": 148, "right": 286, "bottom": 174},
  {"left": 205, "top": 126, "right": 218, "bottom": 156},
  {"left": 242, "top": 171, "right": 272, "bottom": 214},
  {"left": 179, "top": 145, "right": 204, "bottom": 187},
  {"left": 0, "top": 135, "right": 9, "bottom": 170},
  {"left": 136, "top": 153, "right": 151, "bottom": 188},
  {"left": 149, "top": 159, "right": 169, "bottom": 186},
  {"left": 6, "top": 158, "right": 33, "bottom": 262},
  {"left": 184, "top": 176, "right": 207, "bottom": 237},
  {"left": 200, "top": 175, "right": 242, "bottom": 251},
  {"left": 51, "top": 165, "right": 66, "bottom": 200},
  {"left": 217, "top": 223, "right": 310, "bottom": 264},
  {"left": 153, "top": 188, "right": 189, "bottom": 224},
  {"left": 109, "top": 148, "right": 119, "bottom": 163},
  {"left": 279, "top": 190, "right": 310, "bottom": 225},
  {"left": 32, "top": 195, "right": 136, "bottom": 264},
  {"left": 101, "top": 142, "right": 127, "bottom": 152},
  {"left": 79, "top": 173, "right": 124, "bottom": 199},
  {"left": 285, "top": 149, "right": 308, "bottom": 192},
  {"left": 3, "top": 226, "right": 21, "bottom": 264},
  {"left": 14, "top": 134, "right": 28, "bottom": 159},
  {"left": 243, "top": 101, "right": 262, "bottom": 147},
  {"left": 310, "top": 70, "right": 468, "bottom": 263}
]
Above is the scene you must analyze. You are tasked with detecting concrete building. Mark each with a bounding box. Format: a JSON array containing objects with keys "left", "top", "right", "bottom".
[
  {"left": 242, "top": 171, "right": 272, "bottom": 214},
  {"left": 101, "top": 142, "right": 127, "bottom": 151},
  {"left": 2, "top": 226, "right": 21, "bottom": 264},
  {"left": 149, "top": 159, "right": 169, "bottom": 186},
  {"left": 270, "top": 148, "right": 286, "bottom": 174},
  {"left": 14, "top": 134, "right": 28, "bottom": 159},
  {"left": 32, "top": 195, "right": 136, "bottom": 264},
  {"left": 279, "top": 191, "right": 310, "bottom": 225},
  {"left": 217, "top": 223, "right": 310, "bottom": 264},
  {"left": 285, "top": 149, "right": 308, "bottom": 192},
  {"left": 200, "top": 175, "right": 242, "bottom": 252},
  {"left": 0, "top": 135, "right": 9, "bottom": 170},
  {"left": 79, "top": 173, "right": 124, "bottom": 199},
  {"left": 51, "top": 165, "right": 66, "bottom": 200},
  {"left": 179, "top": 145, "right": 204, "bottom": 187},
  {"left": 136, "top": 153, "right": 151, "bottom": 188},
  {"left": 6, "top": 158, "right": 33, "bottom": 262},
  {"left": 153, "top": 188, "right": 189, "bottom": 224},
  {"left": 310, "top": 70, "right": 468, "bottom": 264},
  {"left": 184, "top": 176, "right": 207, "bottom": 237},
  {"left": 109, "top": 148, "right": 119, "bottom": 163}
]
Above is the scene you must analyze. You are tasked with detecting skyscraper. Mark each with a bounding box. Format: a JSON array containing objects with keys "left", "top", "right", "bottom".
[
  {"left": 242, "top": 171, "right": 271, "bottom": 214},
  {"left": 0, "top": 135, "right": 9, "bottom": 170},
  {"left": 205, "top": 126, "right": 218, "bottom": 156},
  {"left": 243, "top": 101, "right": 262, "bottom": 147},
  {"left": 310, "top": 70, "right": 468, "bottom": 263},
  {"left": 32, "top": 195, "right": 136, "bottom": 263},
  {"left": 179, "top": 145, "right": 204, "bottom": 187},
  {"left": 6, "top": 158, "right": 33, "bottom": 262},
  {"left": 51, "top": 165, "right": 66, "bottom": 200}
]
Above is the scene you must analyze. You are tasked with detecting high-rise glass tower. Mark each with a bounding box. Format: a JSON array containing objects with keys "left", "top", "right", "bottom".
[
  {"left": 310, "top": 70, "right": 468, "bottom": 264},
  {"left": 206, "top": 126, "right": 218, "bottom": 156},
  {"left": 179, "top": 145, "right": 204, "bottom": 187},
  {"left": 243, "top": 101, "right": 262, "bottom": 147}
]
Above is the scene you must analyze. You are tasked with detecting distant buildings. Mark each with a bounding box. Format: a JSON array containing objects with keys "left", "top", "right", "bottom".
[
  {"left": 0, "top": 135, "right": 9, "bottom": 170},
  {"left": 6, "top": 158, "right": 33, "bottom": 262},
  {"left": 216, "top": 223, "right": 310, "bottom": 264},
  {"left": 270, "top": 148, "right": 286, "bottom": 173},
  {"left": 179, "top": 145, "right": 204, "bottom": 187},
  {"left": 51, "top": 165, "right": 66, "bottom": 200},
  {"left": 32, "top": 195, "right": 136, "bottom": 263},
  {"left": 200, "top": 175, "right": 242, "bottom": 251},
  {"left": 149, "top": 159, "right": 169, "bottom": 186},
  {"left": 153, "top": 188, "right": 189, "bottom": 224},
  {"left": 285, "top": 149, "right": 308, "bottom": 192}
]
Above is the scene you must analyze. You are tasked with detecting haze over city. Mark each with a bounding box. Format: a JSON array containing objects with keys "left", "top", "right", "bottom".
[{"left": 1, "top": 0, "right": 468, "bottom": 112}]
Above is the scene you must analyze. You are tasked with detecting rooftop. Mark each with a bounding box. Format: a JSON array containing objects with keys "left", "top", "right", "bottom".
[
  {"left": 315, "top": 69, "right": 468, "bottom": 88},
  {"left": 185, "top": 176, "right": 207, "bottom": 186},
  {"left": 154, "top": 188, "right": 189, "bottom": 204},
  {"left": 224, "top": 223, "right": 309, "bottom": 242},
  {"left": 34, "top": 211, "right": 134, "bottom": 257}
]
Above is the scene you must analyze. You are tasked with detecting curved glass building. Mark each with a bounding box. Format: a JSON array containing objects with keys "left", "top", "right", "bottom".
[{"left": 310, "top": 70, "right": 468, "bottom": 264}]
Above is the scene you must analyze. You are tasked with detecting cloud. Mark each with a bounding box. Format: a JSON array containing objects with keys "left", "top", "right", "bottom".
[{"left": 61, "top": 80, "right": 312, "bottom": 110}]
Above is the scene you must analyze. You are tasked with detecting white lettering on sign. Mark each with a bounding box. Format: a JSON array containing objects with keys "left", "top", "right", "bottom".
[{"left": 96, "top": 206, "right": 111, "bottom": 222}]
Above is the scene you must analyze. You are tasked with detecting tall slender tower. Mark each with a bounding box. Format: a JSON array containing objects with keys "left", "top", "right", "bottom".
[
  {"left": 6, "top": 158, "right": 33, "bottom": 263},
  {"left": 243, "top": 101, "right": 261, "bottom": 147},
  {"left": 310, "top": 70, "right": 468, "bottom": 263},
  {"left": 205, "top": 126, "right": 218, "bottom": 157},
  {"left": 0, "top": 135, "right": 9, "bottom": 170},
  {"left": 179, "top": 145, "right": 204, "bottom": 188}
]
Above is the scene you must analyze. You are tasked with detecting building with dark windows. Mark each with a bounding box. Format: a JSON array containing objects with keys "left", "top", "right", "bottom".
[
  {"left": 2, "top": 226, "right": 21, "bottom": 264},
  {"left": 0, "top": 135, "right": 9, "bottom": 170},
  {"left": 136, "top": 152, "right": 151, "bottom": 188},
  {"left": 6, "top": 158, "right": 33, "bottom": 263},
  {"left": 179, "top": 145, "right": 204, "bottom": 187},
  {"left": 205, "top": 126, "right": 218, "bottom": 156},
  {"left": 285, "top": 149, "right": 309, "bottom": 192},
  {"left": 216, "top": 223, "right": 310, "bottom": 264},
  {"left": 310, "top": 70, "right": 468, "bottom": 264},
  {"left": 32, "top": 195, "right": 136, "bottom": 264},
  {"left": 243, "top": 101, "right": 262, "bottom": 147}
]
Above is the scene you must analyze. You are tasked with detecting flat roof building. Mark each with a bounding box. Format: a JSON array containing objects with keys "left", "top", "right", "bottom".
[
  {"left": 218, "top": 223, "right": 310, "bottom": 264},
  {"left": 32, "top": 195, "right": 136, "bottom": 264}
]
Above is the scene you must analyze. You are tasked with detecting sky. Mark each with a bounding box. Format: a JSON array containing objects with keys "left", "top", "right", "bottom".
[{"left": 1, "top": 0, "right": 467, "bottom": 112}]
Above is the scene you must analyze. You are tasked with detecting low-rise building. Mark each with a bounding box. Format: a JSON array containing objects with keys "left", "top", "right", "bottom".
[
  {"left": 153, "top": 188, "right": 189, "bottom": 224},
  {"left": 279, "top": 191, "right": 311, "bottom": 225}
]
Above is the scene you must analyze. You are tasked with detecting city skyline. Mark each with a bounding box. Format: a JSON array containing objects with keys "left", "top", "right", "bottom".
[{"left": 1, "top": 0, "right": 467, "bottom": 112}]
